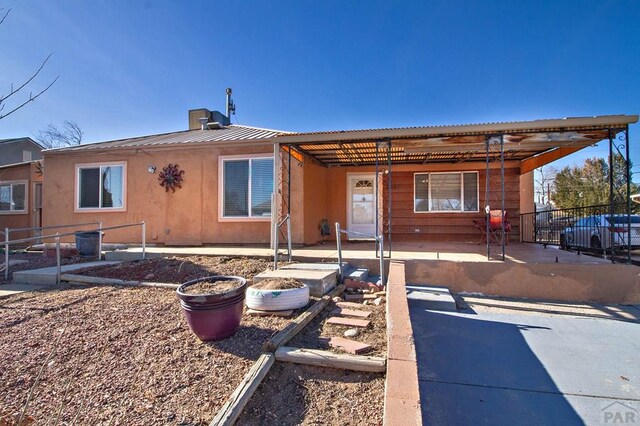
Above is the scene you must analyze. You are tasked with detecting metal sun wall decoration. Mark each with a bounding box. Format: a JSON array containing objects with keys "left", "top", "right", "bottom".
[{"left": 158, "top": 163, "right": 185, "bottom": 192}]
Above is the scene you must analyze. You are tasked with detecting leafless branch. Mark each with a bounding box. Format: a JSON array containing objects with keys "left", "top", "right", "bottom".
[
  {"left": 0, "top": 74, "right": 59, "bottom": 120},
  {"left": 0, "top": 53, "right": 54, "bottom": 105},
  {"left": 35, "top": 120, "right": 84, "bottom": 148},
  {"left": 0, "top": 8, "right": 11, "bottom": 26}
]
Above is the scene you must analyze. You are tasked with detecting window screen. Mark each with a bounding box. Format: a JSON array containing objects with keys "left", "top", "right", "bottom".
[
  {"left": 0, "top": 185, "right": 11, "bottom": 211},
  {"left": 463, "top": 172, "right": 478, "bottom": 212},
  {"left": 414, "top": 174, "right": 429, "bottom": 212},
  {"left": 222, "top": 157, "right": 274, "bottom": 218},
  {"left": 224, "top": 160, "right": 249, "bottom": 217},
  {"left": 251, "top": 158, "right": 273, "bottom": 217},
  {"left": 414, "top": 172, "right": 478, "bottom": 213},
  {"left": 430, "top": 173, "right": 461, "bottom": 211},
  {"left": 78, "top": 164, "right": 124, "bottom": 209},
  {"left": 0, "top": 182, "right": 27, "bottom": 212}
]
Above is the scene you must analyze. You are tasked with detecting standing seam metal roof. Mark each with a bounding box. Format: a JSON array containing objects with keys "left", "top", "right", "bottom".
[{"left": 46, "top": 125, "right": 290, "bottom": 153}]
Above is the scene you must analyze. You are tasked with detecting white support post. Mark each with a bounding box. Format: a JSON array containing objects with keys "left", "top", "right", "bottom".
[
  {"left": 98, "top": 221, "right": 103, "bottom": 260},
  {"left": 55, "top": 233, "right": 61, "bottom": 285},
  {"left": 141, "top": 221, "right": 146, "bottom": 260},
  {"left": 4, "top": 227, "right": 9, "bottom": 281},
  {"left": 335, "top": 222, "right": 343, "bottom": 281},
  {"left": 286, "top": 215, "right": 292, "bottom": 262},
  {"left": 379, "top": 234, "right": 385, "bottom": 286}
]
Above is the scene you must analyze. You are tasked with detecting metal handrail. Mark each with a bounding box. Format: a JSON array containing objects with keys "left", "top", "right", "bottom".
[
  {"left": 273, "top": 214, "right": 292, "bottom": 270},
  {"left": 3, "top": 221, "right": 146, "bottom": 283},
  {"left": 6, "top": 221, "right": 101, "bottom": 233},
  {"left": 335, "top": 222, "right": 386, "bottom": 286}
]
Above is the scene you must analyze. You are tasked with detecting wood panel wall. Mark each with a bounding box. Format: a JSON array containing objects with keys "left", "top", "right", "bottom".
[{"left": 382, "top": 167, "right": 521, "bottom": 242}]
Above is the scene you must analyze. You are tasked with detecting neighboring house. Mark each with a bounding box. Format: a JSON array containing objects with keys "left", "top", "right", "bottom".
[
  {"left": 0, "top": 137, "right": 43, "bottom": 166},
  {"left": 0, "top": 161, "right": 44, "bottom": 232},
  {"left": 42, "top": 111, "right": 638, "bottom": 246}
]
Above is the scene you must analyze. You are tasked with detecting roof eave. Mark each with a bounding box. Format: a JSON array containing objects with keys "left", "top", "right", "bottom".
[{"left": 277, "top": 115, "right": 638, "bottom": 144}]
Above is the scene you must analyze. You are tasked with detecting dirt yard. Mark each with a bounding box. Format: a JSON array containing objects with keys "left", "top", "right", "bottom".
[
  {"left": 1, "top": 256, "right": 387, "bottom": 425},
  {"left": 238, "top": 363, "right": 385, "bottom": 425},
  {"left": 0, "top": 284, "right": 296, "bottom": 425},
  {"left": 72, "top": 256, "right": 271, "bottom": 284}
]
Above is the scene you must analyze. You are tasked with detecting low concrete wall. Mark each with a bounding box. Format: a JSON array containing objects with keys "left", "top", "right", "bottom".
[
  {"left": 405, "top": 259, "right": 640, "bottom": 304},
  {"left": 384, "top": 260, "right": 422, "bottom": 426}
]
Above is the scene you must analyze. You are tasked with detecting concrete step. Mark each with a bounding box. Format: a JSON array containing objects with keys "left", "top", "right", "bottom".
[
  {"left": 405, "top": 285, "right": 457, "bottom": 312},
  {"left": 253, "top": 268, "right": 337, "bottom": 297},
  {"left": 346, "top": 268, "right": 369, "bottom": 282},
  {"left": 12, "top": 261, "right": 121, "bottom": 285},
  {"left": 281, "top": 263, "right": 345, "bottom": 275}
]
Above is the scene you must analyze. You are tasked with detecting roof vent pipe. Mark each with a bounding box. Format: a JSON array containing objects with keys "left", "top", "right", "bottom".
[
  {"left": 226, "top": 88, "right": 236, "bottom": 119},
  {"left": 198, "top": 117, "right": 209, "bottom": 130}
]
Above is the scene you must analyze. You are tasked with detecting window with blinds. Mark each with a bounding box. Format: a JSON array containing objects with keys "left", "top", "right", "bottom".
[
  {"left": 77, "top": 163, "right": 125, "bottom": 210},
  {"left": 0, "top": 181, "right": 27, "bottom": 213},
  {"left": 414, "top": 172, "right": 478, "bottom": 212},
  {"left": 222, "top": 157, "right": 274, "bottom": 218}
]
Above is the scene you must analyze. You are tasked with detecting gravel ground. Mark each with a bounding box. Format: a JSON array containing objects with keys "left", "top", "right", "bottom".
[
  {"left": 72, "top": 256, "right": 271, "bottom": 283},
  {"left": 239, "top": 298, "right": 387, "bottom": 425},
  {"left": 289, "top": 299, "right": 387, "bottom": 357},
  {"left": 237, "top": 363, "right": 385, "bottom": 425},
  {"left": 0, "top": 285, "right": 293, "bottom": 425},
  {"left": 1, "top": 256, "right": 387, "bottom": 425}
]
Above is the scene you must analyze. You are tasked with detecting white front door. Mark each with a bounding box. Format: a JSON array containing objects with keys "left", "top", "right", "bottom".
[{"left": 347, "top": 174, "right": 376, "bottom": 240}]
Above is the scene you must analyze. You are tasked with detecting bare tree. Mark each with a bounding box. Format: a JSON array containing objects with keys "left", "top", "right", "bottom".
[
  {"left": 35, "top": 120, "right": 84, "bottom": 148},
  {"left": 535, "top": 165, "right": 558, "bottom": 205},
  {"left": 0, "top": 8, "right": 59, "bottom": 121}
]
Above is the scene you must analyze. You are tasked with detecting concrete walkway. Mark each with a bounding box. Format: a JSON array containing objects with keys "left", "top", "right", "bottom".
[
  {"left": 0, "top": 283, "right": 49, "bottom": 298},
  {"left": 12, "top": 261, "right": 120, "bottom": 285},
  {"left": 408, "top": 289, "right": 640, "bottom": 425}
]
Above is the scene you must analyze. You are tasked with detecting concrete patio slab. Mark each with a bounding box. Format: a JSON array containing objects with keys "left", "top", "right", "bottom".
[
  {"left": 12, "top": 261, "right": 121, "bottom": 285},
  {"left": 408, "top": 289, "right": 640, "bottom": 424}
]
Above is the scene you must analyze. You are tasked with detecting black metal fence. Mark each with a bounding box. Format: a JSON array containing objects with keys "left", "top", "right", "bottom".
[{"left": 520, "top": 204, "right": 637, "bottom": 261}]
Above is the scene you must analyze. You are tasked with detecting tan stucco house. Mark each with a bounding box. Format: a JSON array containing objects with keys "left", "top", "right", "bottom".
[
  {"left": 0, "top": 160, "right": 44, "bottom": 233},
  {"left": 41, "top": 110, "right": 638, "bottom": 247}
]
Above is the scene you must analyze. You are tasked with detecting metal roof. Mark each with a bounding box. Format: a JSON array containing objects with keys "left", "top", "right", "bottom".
[
  {"left": 279, "top": 115, "right": 638, "bottom": 167},
  {"left": 46, "top": 125, "right": 290, "bottom": 154},
  {"left": 0, "top": 137, "right": 44, "bottom": 149},
  {"left": 279, "top": 115, "right": 638, "bottom": 143}
]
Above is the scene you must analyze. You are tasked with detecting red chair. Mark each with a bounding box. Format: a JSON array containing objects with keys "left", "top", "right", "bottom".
[
  {"left": 473, "top": 210, "right": 511, "bottom": 245},
  {"left": 488, "top": 210, "right": 511, "bottom": 245}
]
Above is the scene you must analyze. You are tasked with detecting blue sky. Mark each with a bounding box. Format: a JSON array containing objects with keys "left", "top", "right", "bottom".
[{"left": 1, "top": 1, "right": 639, "bottom": 173}]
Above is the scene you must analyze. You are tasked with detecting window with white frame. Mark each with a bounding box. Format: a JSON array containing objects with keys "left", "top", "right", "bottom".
[
  {"left": 77, "top": 163, "right": 125, "bottom": 210},
  {"left": 221, "top": 156, "right": 274, "bottom": 218},
  {"left": 414, "top": 172, "right": 478, "bottom": 212},
  {"left": 0, "top": 181, "right": 27, "bottom": 213}
]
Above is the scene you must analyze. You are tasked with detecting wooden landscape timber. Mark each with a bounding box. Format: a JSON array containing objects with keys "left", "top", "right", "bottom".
[
  {"left": 263, "top": 284, "right": 345, "bottom": 352},
  {"left": 209, "top": 353, "right": 275, "bottom": 426},
  {"left": 275, "top": 346, "right": 386, "bottom": 372},
  {"left": 60, "top": 273, "right": 179, "bottom": 289}
]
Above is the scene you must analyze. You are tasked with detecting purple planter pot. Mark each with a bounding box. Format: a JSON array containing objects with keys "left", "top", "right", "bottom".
[{"left": 176, "top": 276, "right": 247, "bottom": 341}]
